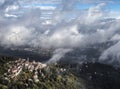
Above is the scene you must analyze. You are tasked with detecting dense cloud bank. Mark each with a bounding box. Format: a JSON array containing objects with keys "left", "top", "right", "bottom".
[{"left": 0, "top": 0, "right": 120, "bottom": 65}]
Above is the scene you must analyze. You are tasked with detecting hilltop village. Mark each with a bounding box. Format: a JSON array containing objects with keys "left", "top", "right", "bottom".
[
  {"left": 1, "top": 56, "right": 120, "bottom": 89},
  {"left": 4, "top": 58, "right": 47, "bottom": 82},
  {"left": 0, "top": 56, "right": 81, "bottom": 89}
]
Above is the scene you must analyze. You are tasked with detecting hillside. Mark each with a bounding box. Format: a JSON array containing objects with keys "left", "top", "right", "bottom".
[
  {"left": 0, "top": 56, "right": 120, "bottom": 89},
  {"left": 0, "top": 56, "right": 84, "bottom": 89}
]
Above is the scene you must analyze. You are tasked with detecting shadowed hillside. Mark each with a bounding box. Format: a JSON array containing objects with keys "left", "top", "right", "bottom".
[{"left": 0, "top": 56, "right": 120, "bottom": 89}]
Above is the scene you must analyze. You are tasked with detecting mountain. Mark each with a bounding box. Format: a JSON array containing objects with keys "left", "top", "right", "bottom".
[
  {"left": 0, "top": 55, "right": 120, "bottom": 89},
  {"left": 0, "top": 46, "right": 52, "bottom": 62},
  {"left": 0, "top": 56, "right": 84, "bottom": 89},
  {"left": 0, "top": 40, "right": 117, "bottom": 63}
]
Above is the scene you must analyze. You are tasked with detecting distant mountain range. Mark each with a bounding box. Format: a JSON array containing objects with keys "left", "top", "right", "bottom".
[{"left": 0, "top": 40, "right": 117, "bottom": 63}]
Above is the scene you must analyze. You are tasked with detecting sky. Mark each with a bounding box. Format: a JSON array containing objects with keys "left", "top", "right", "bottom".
[
  {"left": 0, "top": 0, "right": 120, "bottom": 65},
  {"left": 1, "top": 0, "right": 120, "bottom": 19}
]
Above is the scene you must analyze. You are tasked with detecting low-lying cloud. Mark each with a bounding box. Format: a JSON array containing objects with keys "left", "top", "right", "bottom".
[{"left": 0, "top": 0, "right": 120, "bottom": 66}]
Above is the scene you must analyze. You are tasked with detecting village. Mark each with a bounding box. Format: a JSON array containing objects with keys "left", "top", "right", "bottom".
[
  {"left": 4, "top": 58, "right": 47, "bottom": 82},
  {"left": 0, "top": 56, "right": 79, "bottom": 89}
]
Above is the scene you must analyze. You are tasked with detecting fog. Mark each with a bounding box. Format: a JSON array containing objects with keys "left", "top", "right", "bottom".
[{"left": 0, "top": 0, "right": 120, "bottom": 65}]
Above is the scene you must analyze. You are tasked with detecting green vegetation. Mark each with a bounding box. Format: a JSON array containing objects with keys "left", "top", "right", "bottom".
[
  {"left": 0, "top": 55, "right": 120, "bottom": 89},
  {"left": 0, "top": 56, "right": 16, "bottom": 75},
  {"left": 0, "top": 56, "right": 84, "bottom": 89}
]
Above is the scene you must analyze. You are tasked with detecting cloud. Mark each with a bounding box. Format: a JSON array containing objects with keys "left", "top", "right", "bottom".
[
  {"left": 99, "top": 41, "right": 120, "bottom": 66},
  {"left": 0, "top": 25, "right": 34, "bottom": 47},
  {"left": 4, "top": 13, "right": 18, "bottom": 18},
  {"left": 84, "top": 3, "right": 106, "bottom": 24},
  {"left": 47, "top": 48, "right": 72, "bottom": 64},
  {"left": 81, "top": 0, "right": 115, "bottom": 3},
  {"left": 0, "top": 1, "right": 118, "bottom": 48},
  {"left": 0, "top": 0, "right": 120, "bottom": 64}
]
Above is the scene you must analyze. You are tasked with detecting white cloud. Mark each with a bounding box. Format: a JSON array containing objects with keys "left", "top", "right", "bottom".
[
  {"left": 0, "top": 0, "right": 120, "bottom": 64},
  {"left": 111, "top": 34, "right": 120, "bottom": 41},
  {"left": 1, "top": 26, "right": 34, "bottom": 46},
  {"left": 47, "top": 48, "right": 72, "bottom": 64},
  {"left": 83, "top": 3, "right": 106, "bottom": 24},
  {"left": 0, "top": 1, "right": 119, "bottom": 49},
  {"left": 5, "top": 5, "right": 19, "bottom": 12},
  {"left": 99, "top": 41, "right": 120, "bottom": 66},
  {"left": 4, "top": 13, "right": 18, "bottom": 18},
  {"left": 35, "top": 6, "right": 56, "bottom": 10}
]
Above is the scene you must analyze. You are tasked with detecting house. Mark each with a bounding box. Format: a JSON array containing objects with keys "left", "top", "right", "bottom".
[
  {"left": 5, "top": 58, "right": 48, "bottom": 80},
  {"left": 33, "top": 74, "right": 39, "bottom": 82}
]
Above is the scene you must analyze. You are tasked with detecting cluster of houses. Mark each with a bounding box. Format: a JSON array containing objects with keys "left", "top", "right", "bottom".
[{"left": 4, "top": 58, "right": 47, "bottom": 82}]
